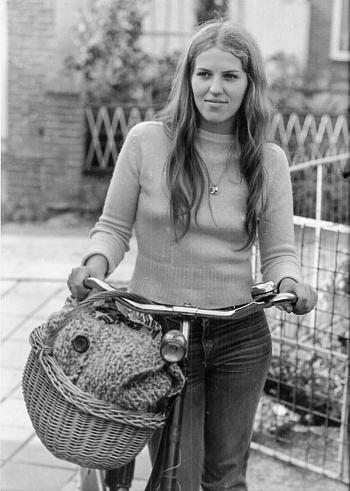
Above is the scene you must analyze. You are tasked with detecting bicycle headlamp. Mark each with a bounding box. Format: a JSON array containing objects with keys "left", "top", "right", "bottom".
[{"left": 160, "top": 330, "right": 187, "bottom": 363}]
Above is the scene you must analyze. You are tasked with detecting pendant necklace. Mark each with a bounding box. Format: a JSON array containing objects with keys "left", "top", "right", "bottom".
[
  {"left": 209, "top": 167, "right": 227, "bottom": 195},
  {"left": 205, "top": 141, "right": 242, "bottom": 195},
  {"left": 208, "top": 166, "right": 242, "bottom": 195}
]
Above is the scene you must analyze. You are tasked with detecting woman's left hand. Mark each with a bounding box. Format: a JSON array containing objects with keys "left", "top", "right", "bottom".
[{"left": 278, "top": 278, "right": 318, "bottom": 315}]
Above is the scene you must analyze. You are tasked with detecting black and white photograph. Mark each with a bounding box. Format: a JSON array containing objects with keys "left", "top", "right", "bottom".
[{"left": 1, "top": 1, "right": 349, "bottom": 490}]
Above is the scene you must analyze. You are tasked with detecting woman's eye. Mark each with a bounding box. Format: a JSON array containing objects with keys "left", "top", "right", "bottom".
[
  {"left": 224, "top": 73, "right": 238, "bottom": 80},
  {"left": 72, "top": 335, "right": 90, "bottom": 353},
  {"left": 197, "top": 71, "right": 211, "bottom": 79}
]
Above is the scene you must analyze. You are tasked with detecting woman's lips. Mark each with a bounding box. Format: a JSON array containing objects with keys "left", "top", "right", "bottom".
[{"left": 205, "top": 99, "right": 227, "bottom": 104}]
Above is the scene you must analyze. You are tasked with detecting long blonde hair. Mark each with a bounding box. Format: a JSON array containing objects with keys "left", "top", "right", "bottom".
[{"left": 156, "top": 20, "right": 272, "bottom": 248}]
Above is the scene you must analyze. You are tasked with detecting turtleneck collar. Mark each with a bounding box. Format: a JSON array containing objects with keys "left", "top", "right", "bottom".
[{"left": 197, "top": 128, "right": 234, "bottom": 145}]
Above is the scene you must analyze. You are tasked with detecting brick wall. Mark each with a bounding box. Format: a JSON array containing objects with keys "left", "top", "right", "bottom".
[{"left": 3, "top": 0, "right": 86, "bottom": 220}]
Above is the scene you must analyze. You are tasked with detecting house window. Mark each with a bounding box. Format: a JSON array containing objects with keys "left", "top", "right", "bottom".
[
  {"left": 1, "top": 0, "right": 8, "bottom": 147},
  {"left": 142, "top": 0, "right": 196, "bottom": 55},
  {"left": 330, "top": 0, "right": 350, "bottom": 61}
]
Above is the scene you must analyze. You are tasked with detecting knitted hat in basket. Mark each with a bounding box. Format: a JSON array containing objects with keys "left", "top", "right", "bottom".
[{"left": 42, "top": 297, "right": 185, "bottom": 412}]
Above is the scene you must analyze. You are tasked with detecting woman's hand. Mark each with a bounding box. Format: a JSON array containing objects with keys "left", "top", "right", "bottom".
[
  {"left": 67, "top": 255, "right": 108, "bottom": 301},
  {"left": 278, "top": 278, "right": 318, "bottom": 315}
]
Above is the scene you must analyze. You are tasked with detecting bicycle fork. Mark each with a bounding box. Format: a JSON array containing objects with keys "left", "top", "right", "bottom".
[
  {"left": 145, "top": 318, "right": 190, "bottom": 491},
  {"left": 103, "top": 315, "right": 190, "bottom": 491},
  {"left": 145, "top": 385, "right": 187, "bottom": 491}
]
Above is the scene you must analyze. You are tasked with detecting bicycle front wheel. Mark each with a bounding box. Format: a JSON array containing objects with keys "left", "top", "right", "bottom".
[{"left": 80, "top": 468, "right": 107, "bottom": 491}]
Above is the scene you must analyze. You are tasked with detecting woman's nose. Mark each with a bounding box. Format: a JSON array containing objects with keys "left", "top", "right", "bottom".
[{"left": 209, "top": 76, "right": 224, "bottom": 95}]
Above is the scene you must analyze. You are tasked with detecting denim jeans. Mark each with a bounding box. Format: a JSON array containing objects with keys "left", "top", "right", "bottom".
[{"left": 149, "top": 310, "right": 272, "bottom": 491}]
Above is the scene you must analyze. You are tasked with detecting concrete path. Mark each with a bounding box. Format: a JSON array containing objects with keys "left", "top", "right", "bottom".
[{"left": 1, "top": 221, "right": 347, "bottom": 491}]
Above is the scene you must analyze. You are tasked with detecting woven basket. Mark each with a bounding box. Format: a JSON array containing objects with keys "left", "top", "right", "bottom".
[{"left": 22, "top": 298, "right": 166, "bottom": 470}]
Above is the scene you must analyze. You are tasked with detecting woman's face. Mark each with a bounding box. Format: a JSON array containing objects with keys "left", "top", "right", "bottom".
[{"left": 191, "top": 46, "right": 248, "bottom": 135}]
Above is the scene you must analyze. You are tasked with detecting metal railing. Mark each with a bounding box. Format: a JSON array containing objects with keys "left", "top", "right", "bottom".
[
  {"left": 252, "top": 153, "right": 349, "bottom": 484},
  {"left": 290, "top": 153, "right": 349, "bottom": 223}
]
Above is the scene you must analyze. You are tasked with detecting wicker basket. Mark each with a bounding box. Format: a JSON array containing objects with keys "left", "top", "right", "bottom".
[{"left": 22, "top": 300, "right": 166, "bottom": 470}]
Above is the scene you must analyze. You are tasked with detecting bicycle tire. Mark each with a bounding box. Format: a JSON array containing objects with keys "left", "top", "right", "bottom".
[
  {"left": 80, "top": 466, "right": 137, "bottom": 491},
  {"left": 80, "top": 468, "right": 107, "bottom": 491}
]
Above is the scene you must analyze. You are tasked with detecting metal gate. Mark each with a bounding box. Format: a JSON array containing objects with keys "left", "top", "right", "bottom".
[{"left": 252, "top": 154, "right": 349, "bottom": 484}]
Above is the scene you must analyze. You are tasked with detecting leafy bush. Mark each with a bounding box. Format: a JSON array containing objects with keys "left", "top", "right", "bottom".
[
  {"left": 74, "top": 0, "right": 182, "bottom": 108},
  {"left": 75, "top": 0, "right": 154, "bottom": 104},
  {"left": 195, "top": 0, "right": 229, "bottom": 24},
  {"left": 291, "top": 166, "right": 350, "bottom": 223},
  {"left": 267, "top": 51, "right": 349, "bottom": 114}
]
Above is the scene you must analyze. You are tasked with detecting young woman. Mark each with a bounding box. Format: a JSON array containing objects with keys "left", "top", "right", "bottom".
[{"left": 68, "top": 20, "right": 317, "bottom": 491}]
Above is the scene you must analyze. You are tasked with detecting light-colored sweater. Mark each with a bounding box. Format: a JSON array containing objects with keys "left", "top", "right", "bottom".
[{"left": 83, "top": 121, "right": 302, "bottom": 308}]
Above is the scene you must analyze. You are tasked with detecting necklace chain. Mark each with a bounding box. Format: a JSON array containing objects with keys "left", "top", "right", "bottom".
[
  {"left": 208, "top": 167, "right": 242, "bottom": 195},
  {"left": 209, "top": 165, "right": 228, "bottom": 195},
  {"left": 204, "top": 142, "right": 241, "bottom": 195}
]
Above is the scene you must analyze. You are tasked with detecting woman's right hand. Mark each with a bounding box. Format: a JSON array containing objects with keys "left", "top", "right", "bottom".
[{"left": 67, "top": 255, "right": 108, "bottom": 301}]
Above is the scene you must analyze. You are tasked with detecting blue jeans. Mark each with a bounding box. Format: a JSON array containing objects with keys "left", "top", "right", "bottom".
[{"left": 150, "top": 310, "right": 272, "bottom": 491}]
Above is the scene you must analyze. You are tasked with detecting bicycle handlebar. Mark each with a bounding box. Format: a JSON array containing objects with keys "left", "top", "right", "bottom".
[{"left": 83, "top": 278, "right": 297, "bottom": 320}]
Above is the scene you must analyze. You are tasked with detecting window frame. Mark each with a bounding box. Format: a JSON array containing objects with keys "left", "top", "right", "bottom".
[{"left": 330, "top": 0, "right": 350, "bottom": 61}]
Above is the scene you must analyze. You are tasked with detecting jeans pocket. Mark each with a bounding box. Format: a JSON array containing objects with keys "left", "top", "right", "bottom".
[{"left": 213, "top": 311, "right": 272, "bottom": 374}]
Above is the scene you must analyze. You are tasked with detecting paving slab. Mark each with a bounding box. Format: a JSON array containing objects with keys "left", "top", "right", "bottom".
[
  {"left": 1, "top": 461, "right": 77, "bottom": 491},
  {"left": 1, "top": 367, "right": 23, "bottom": 401},
  {"left": 1, "top": 222, "right": 138, "bottom": 283},
  {"left": 1, "top": 427, "right": 35, "bottom": 462},
  {"left": 1, "top": 399, "right": 33, "bottom": 429}
]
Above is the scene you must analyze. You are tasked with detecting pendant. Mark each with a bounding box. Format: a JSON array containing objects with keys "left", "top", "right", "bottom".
[{"left": 210, "top": 185, "right": 219, "bottom": 195}]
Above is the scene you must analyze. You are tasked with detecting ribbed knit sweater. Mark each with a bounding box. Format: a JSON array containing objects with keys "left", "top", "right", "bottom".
[{"left": 83, "top": 121, "right": 302, "bottom": 308}]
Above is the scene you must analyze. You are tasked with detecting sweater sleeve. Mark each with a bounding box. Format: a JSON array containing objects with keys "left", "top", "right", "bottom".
[
  {"left": 258, "top": 143, "right": 302, "bottom": 287},
  {"left": 82, "top": 124, "right": 142, "bottom": 275}
]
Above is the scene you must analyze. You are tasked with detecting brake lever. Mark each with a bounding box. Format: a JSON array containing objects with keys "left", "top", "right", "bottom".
[
  {"left": 251, "top": 281, "right": 297, "bottom": 308},
  {"left": 83, "top": 277, "right": 116, "bottom": 292},
  {"left": 266, "top": 292, "right": 297, "bottom": 307}
]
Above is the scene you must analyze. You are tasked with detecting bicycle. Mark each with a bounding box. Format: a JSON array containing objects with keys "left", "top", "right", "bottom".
[{"left": 80, "top": 277, "right": 296, "bottom": 491}]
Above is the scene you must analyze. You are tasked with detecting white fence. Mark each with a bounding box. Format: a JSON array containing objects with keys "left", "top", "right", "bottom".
[
  {"left": 84, "top": 107, "right": 349, "bottom": 171},
  {"left": 271, "top": 113, "right": 349, "bottom": 163}
]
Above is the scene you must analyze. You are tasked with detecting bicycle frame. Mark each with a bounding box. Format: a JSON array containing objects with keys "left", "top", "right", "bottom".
[{"left": 80, "top": 278, "right": 296, "bottom": 491}]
